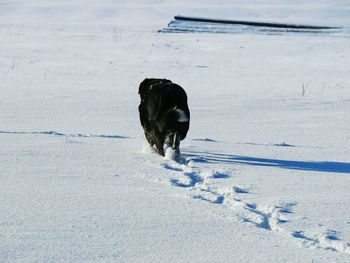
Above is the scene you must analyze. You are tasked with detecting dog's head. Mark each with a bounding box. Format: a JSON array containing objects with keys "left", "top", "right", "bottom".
[{"left": 138, "top": 78, "right": 172, "bottom": 99}]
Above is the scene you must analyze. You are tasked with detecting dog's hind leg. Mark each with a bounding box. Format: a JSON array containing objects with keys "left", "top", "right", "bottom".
[
  {"left": 145, "top": 131, "right": 154, "bottom": 146},
  {"left": 164, "top": 132, "right": 174, "bottom": 149},
  {"left": 173, "top": 132, "right": 181, "bottom": 156}
]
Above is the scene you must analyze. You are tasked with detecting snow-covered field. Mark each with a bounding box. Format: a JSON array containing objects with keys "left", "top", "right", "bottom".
[{"left": 1, "top": 0, "right": 350, "bottom": 262}]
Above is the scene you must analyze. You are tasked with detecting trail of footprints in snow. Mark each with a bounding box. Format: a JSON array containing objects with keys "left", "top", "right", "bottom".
[{"left": 160, "top": 157, "right": 350, "bottom": 254}]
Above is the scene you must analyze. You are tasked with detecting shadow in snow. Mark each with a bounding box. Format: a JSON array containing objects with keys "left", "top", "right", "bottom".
[
  {"left": 192, "top": 138, "right": 218, "bottom": 142},
  {"left": 232, "top": 186, "right": 249, "bottom": 194},
  {"left": 292, "top": 231, "right": 315, "bottom": 242},
  {"left": 0, "top": 130, "right": 129, "bottom": 139},
  {"left": 170, "top": 171, "right": 203, "bottom": 188},
  {"left": 161, "top": 163, "right": 183, "bottom": 172},
  {"left": 192, "top": 195, "right": 224, "bottom": 204},
  {"left": 211, "top": 172, "right": 230, "bottom": 179},
  {"left": 183, "top": 151, "right": 350, "bottom": 174}
]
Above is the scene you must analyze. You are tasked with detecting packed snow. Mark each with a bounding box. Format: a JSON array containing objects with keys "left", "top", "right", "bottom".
[{"left": 1, "top": 0, "right": 350, "bottom": 262}]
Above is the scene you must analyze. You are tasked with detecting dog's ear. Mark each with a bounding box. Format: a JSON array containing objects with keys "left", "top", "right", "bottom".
[
  {"left": 138, "top": 78, "right": 153, "bottom": 99},
  {"left": 161, "top": 78, "right": 172, "bottom": 84}
]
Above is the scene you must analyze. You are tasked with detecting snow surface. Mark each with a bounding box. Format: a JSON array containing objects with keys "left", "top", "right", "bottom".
[{"left": 1, "top": 0, "right": 350, "bottom": 262}]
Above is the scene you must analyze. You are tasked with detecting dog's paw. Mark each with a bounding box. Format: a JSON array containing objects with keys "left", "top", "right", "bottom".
[{"left": 165, "top": 147, "right": 177, "bottom": 161}]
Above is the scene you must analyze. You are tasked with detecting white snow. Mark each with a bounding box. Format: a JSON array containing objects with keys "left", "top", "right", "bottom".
[{"left": 1, "top": 0, "right": 350, "bottom": 262}]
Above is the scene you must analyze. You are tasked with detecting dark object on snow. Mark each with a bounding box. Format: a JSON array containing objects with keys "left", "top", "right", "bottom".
[
  {"left": 138, "top": 78, "right": 190, "bottom": 157},
  {"left": 160, "top": 15, "right": 342, "bottom": 35},
  {"left": 173, "top": 15, "right": 339, "bottom": 30}
]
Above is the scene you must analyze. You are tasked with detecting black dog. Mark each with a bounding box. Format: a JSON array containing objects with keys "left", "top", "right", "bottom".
[{"left": 138, "top": 78, "right": 190, "bottom": 156}]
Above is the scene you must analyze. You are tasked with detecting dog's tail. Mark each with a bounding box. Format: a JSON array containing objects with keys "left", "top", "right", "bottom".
[
  {"left": 165, "top": 107, "right": 189, "bottom": 123},
  {"left": 172, "top": 107, "right": 189, "bottom": 123},
  {"left": 157, "top": 107, "right": 189, "bottom": 132}
]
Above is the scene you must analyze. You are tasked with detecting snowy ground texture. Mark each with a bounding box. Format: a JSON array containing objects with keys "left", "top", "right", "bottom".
[{"left": 1, "top": 0, "right": 350, "bottom": 262}]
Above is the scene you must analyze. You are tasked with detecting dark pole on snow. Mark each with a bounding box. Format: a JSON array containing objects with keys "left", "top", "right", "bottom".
[{"left": 174, "top": 15, "right": 340, "bottom": 30}]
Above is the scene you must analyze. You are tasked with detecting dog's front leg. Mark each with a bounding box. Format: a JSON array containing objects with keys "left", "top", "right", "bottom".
[{"left": 153, "top": 132, "right": 165, "bottom": 156}]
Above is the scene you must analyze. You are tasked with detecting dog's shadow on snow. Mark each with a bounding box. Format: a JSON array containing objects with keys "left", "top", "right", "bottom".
[{"left": 182, "top": 151, "right": 350, "bottom": 174}]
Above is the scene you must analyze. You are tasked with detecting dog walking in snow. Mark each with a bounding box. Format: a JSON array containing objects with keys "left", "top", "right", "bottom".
[{"left": 138, "top": 78, "right": 190, "bottom": 157}]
